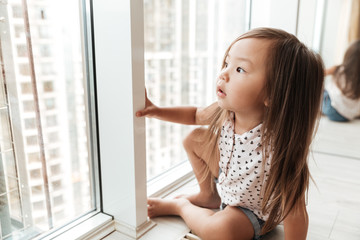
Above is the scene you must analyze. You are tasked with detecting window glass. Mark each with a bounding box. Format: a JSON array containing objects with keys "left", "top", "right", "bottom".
[
  {"left": 26, "top": 135, "right": 38, "bottom": 145},
  {"left": 43, "top": 81, "right": 54, "bottom": 92},
  {"left": 14, "top": 25, "right": 25, "bottom": 38},
  {"left": 21, "top": 82, "right": 32, "bottom": 94},
  {"left": 144, "top": 0, "right": 248, "bottom": 180},
  {"left": 12, "top": 5, "right": 23, "bottom": 19},
  {"left": 19, "top": 63, "right": 30, "bottom": 76},
  {"left": 17, "top": 45, "right": 28, "bottom": 57},
  {"left": 0, "top": 0, "right": 96, "bottom": 239},
  {"left": 23, "top": 100, "right": 35, "bottom": 112}
]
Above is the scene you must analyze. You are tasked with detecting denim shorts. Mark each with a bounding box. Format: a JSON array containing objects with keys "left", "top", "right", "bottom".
[
  {"left": 215, "top": 169, "right": 265, "bottom": 239},
  {"left": 221, "top": 203, "right": 265, "bottom": 240},
  {"left": 322, "top": 90, "right": 348, "bottom": 122}
]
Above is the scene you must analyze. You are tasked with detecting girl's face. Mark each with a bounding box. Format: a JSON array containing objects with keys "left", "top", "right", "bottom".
[{"left": 216, "top": 38, "right": 271, "bottom": 115}]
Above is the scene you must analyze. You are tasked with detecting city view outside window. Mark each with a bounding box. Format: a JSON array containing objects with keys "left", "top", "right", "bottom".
[
  {"left": 0, "top": 0, "right": 95, "bottom": 239},
  {"left": 144, "top": 0, "right": 249, "bottom": 180}
]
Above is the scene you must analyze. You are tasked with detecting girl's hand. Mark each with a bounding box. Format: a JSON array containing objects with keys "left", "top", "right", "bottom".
[{"left": 136, "top": 90, "right": 158, "bottom": 118}]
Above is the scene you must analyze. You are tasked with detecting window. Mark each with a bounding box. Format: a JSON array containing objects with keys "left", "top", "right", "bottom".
[
  {"left": 19, "top": 63, "right": 30, "bottom": 76},
  {"left": 28, "top": 153, "right": 40, "bottom": 164},
  {"left": 48, "top": 148, "right": 59, "bottom": 159},
  {"left": 12, "top": 5, "right": 23, "bottom": 19},
  {"left": 17, "top": 45, "right": 28, "bottom": 57},
  {"left": 50, "top": 164, "right": 61, "bottom": 176},
  {"left": 26, "top": 135, "right": 38, "bottom": 145},
  {"left": 14, "top": 25, "right": 25, "bottom": 38},
  {"left": 143, "top": 0, "right": 249, "bottom": 180},
  {"left": 23, "top": 100, "right": 35, "bottom": 112},
  {"left": 43, "top": 81, "right": 54, "bottom": 92},
  {"left": 30, "top": 169, "right": 41, "bottom": 179},
  {"left": 24, "top": 118, "right": 36, "bottom": 129},
  {"left": 0, "top": 1, "right": 99, "bottom": 239},
  {"left": 21, "top": 82, "right": 32, "bottom": 94},
  {"left": 39, "top": 45, "right": 52, "bottom": 58},
  {"left": 44, "top": 98, "right": 56, "bottom": 110}
]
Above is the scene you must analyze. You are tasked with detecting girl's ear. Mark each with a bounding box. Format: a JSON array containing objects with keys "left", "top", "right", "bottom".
[{"left": 264, "top": 98, "right": 269, "bottom": 107}]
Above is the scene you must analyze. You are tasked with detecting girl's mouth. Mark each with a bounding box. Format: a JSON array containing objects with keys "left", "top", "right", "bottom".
[{"left": 217, "top": 87, "right": 226, "bottom": 97}]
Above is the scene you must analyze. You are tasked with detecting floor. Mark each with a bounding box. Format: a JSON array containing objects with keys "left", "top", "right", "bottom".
[
  {"left": 307, "top": 117, "right": 360, "bottom": 240},
  {"left": 104, "top": 117, "right": 360, "bottom": 240}
]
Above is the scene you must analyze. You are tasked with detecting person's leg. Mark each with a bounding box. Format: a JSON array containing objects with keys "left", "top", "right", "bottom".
[
  {"left": 321, "top": 90, "right": 331, "bottom": 115},
  {"left": 322, "top": 90, "right": 349, "bottom": 122},
  {"left": 182, "top": 128, "right": 221, "bottom": 209},
  {"left": 148, "top": 198, "right": 254, "bottom": 240}
]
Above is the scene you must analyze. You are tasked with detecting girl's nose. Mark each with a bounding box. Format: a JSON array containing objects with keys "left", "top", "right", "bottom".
[{"left": 219, "top": 70, "right": 229, "bottom": 82}]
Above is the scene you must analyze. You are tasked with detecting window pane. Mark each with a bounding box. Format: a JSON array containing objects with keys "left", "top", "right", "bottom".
[
  {"left": 0, "top": 0, "right": 96, "bottom": 239},
  {"left": 144, "top": 0, "right": 248, "bottom": 180}
]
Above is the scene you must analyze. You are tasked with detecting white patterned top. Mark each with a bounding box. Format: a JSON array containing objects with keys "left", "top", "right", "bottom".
[{"left": 217, "top": 113, "right": 271, "bottom": 220}]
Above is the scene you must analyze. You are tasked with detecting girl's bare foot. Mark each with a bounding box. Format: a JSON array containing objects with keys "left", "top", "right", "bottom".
[
  {"left": 175, "top": 192, "right": 221, "bottom": 209},
  {"left": 148, "top": 198, "right": 189, "bottom": 218}
]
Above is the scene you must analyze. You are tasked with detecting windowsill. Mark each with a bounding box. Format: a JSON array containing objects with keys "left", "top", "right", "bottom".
[
  {"left": 98, "top": 162, "right": 197, "bottom": 240},
  {"left": 104, "top": 216, "right": 191, "bottom": 240},
  {"left": 104, "top": 172, "right": 199, "bottom": 240},
  {"left": 35, "top": 212, "right": 113, "bottom": 240}
]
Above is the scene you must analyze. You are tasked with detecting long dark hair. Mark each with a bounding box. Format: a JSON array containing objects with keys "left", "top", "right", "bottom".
[
  {"left": 333, "top": 40, "right": 360, "bottom": 99},
  {"left": 202, "top": 27, "right": 324, "bottom": 234}
]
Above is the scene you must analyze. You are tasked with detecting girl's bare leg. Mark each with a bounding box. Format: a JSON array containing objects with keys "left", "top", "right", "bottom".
[
  {"left": 182, "top": 128, "right": 221, "bottom": 209},
  {"left": 148, "top": 198, "right": 254, "bottom": 240}
]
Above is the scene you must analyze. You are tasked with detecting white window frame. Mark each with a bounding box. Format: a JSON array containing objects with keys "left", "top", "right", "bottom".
[
  {"left": 91, "top": 0, "right": 155, "bottom": 238},
  {"left": 35, "top": 0, "right": 154, "bottom": 238}
]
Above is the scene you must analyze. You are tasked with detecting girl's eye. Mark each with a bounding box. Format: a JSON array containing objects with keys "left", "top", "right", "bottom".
[
  {"left": 236, "top": 67, "right": 245, "bottom": 73},
  {"left": 224, "top": 62, "right": 228, "bottom": 68}
]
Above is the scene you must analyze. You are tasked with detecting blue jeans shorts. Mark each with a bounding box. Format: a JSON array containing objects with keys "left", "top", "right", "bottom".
[
  {"left": 215, "top": 169, "right": 265, "bottom": 239},
  {"left": 322, "top": 90, "right": 348, "bottom": 122},
  {"left": 221, "top": 203, "right": 265, "bottom": 240}
]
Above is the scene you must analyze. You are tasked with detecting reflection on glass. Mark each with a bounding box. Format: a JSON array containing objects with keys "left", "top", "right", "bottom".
[{"left": 0, "top": 0, "right": 94, "bottom": 239}]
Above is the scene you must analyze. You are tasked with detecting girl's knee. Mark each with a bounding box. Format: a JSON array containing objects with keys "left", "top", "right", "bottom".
[
  {"left": 183, "top": 127, "right": 206, "bottom": 150},
  {"left": 182, "top": 131, "right": 193, "bottom": 151}
]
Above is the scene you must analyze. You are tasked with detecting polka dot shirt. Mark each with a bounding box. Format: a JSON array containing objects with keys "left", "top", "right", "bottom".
[{"left": 217, "top": 113, "right": 271, "bottom": 221}]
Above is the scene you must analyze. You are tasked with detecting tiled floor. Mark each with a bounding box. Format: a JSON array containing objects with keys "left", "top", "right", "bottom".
[
  {"left": 307, "top": 117, "right": 360, "bottom": 240},
  {"left": 104, "top": 117, "right": 360, "bottom": 239}
]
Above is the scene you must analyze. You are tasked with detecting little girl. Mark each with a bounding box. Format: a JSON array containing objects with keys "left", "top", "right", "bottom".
[
  {"left": 322, "top": 39, "right": 360, "bottom": 122},
  {"left": 136, "top": 28, "right": 324, "bottom": 240}
]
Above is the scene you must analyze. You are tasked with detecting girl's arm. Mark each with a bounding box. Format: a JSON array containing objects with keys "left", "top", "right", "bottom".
[
  {"left": 135, "top": 90, "right": 218, "bottom": 125},
  {"left": 283, "top": 197, "right": 308, "bottom": 240},
  {"left": 325, "top": 65, "right": 338, "bottom": 76}
]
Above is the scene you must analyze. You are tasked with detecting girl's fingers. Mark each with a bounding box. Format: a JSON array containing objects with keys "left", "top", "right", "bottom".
[
  {"left": 135, "top": 110, "right": 146, "bottom": 117},
  {"left": 136, "top": 108, "right": 150, "bottom": 117}
]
